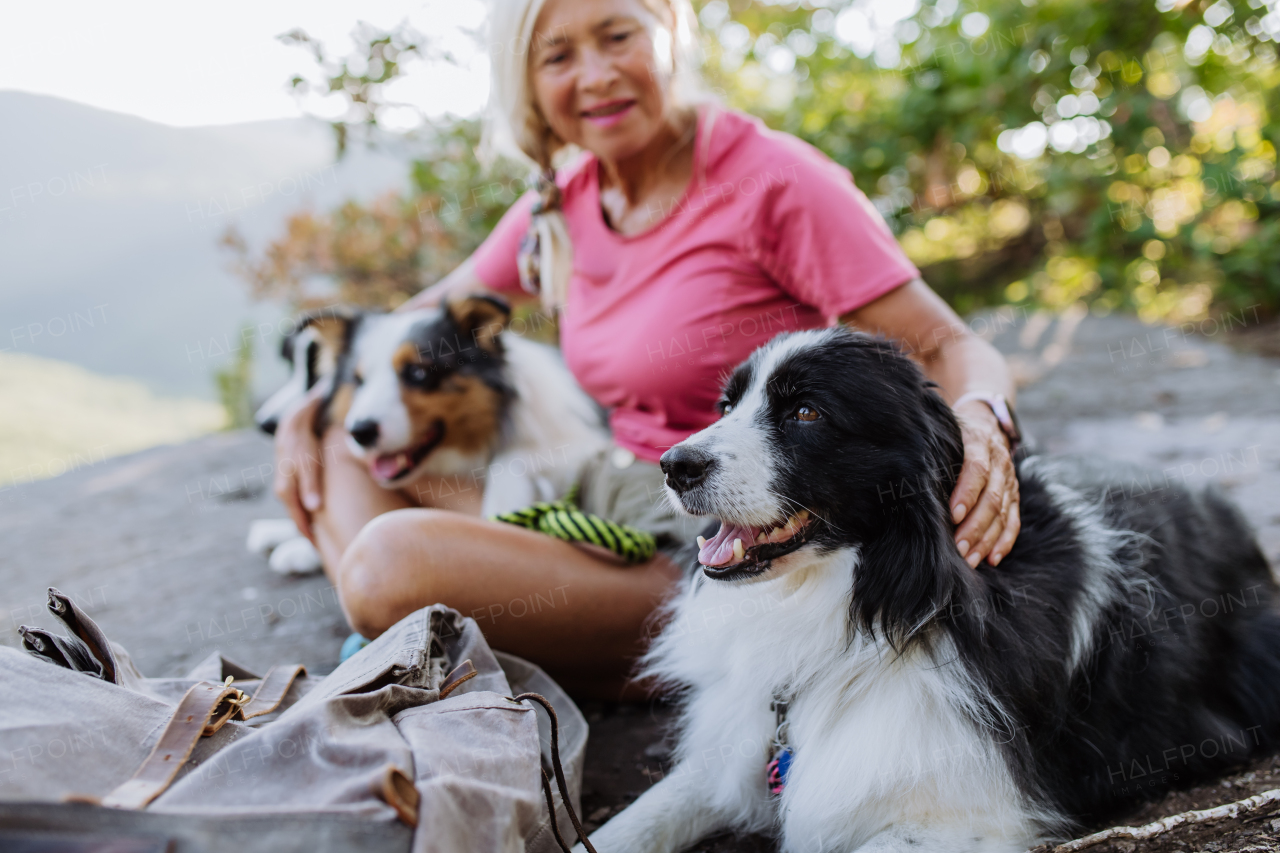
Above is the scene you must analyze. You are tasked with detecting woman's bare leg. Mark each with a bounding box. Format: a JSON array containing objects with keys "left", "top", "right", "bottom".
[
  {"left": 309, "top": 429, "right": 411, "bottom": 579},
  {"left": 339, "top": 509, "right": 682, "bottom": 699},
  {"left": 307, "top": 425, "right": 681, "bottom": 698}
]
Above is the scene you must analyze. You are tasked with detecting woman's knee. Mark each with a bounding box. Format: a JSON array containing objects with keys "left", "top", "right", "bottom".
[{"left": 338, "top": 508, "right": 453, "bottom": 638}]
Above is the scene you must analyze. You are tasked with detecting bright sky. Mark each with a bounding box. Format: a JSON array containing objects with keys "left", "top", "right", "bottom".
[{"left": 0, "top": 0, "right": 491, "bottom": 127}]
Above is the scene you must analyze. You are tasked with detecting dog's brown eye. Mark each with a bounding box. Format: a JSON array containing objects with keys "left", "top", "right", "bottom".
[
  {"left": 405, "top": 365, "right": 428, "bottom": 384},
  {"left": 720, "top": 402, "right": 733, "bottom": 415},
  {"left": 794, "top": 405, "right": 819, "bottom": 422}
]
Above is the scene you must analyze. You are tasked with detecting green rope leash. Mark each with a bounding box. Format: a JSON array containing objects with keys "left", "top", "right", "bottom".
[{"left": 490, "top": 483, "right": 657, "bottom": 564}]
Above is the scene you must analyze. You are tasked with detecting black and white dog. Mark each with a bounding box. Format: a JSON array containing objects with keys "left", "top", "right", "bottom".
[
  {"left": 582, "top": 327, "right": 1280, "bottom": 852},
  {"left": 248, "top": 296, "right": 608, "bottom": 572}
]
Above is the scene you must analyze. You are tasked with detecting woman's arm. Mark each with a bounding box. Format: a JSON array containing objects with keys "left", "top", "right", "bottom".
[
  {"left": 397, "top": 257, "right": 535, "bottom": 312},
  {"left": 840, "top": 278, "right": 1020, "bottom": 568}
]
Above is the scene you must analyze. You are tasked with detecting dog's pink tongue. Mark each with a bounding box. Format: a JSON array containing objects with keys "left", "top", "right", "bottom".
[
  {"left": 699, "top": 521, "right": 758, "bottom": 567},
  {"left": 372, "top": 454, "right": 404, "bottom": 480}
]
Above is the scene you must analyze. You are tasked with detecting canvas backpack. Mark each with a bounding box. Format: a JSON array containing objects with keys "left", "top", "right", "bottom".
[{"left": 0, "top": 588, "right": 592, "bottom": 853}]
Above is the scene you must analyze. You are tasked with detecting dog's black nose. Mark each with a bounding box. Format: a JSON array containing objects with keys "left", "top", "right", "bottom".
[
  {"left": 660, "top": 446, "right": 716, "bottom": 492},
  {"left": 258, "top": 417, "right": 278, "bottom": 436},
  {"left": 350, "top": 419, "right": 380, "bottom": 448}
]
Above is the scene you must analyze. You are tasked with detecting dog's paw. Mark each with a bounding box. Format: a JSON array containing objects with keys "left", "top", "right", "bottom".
[
  {"left": 247, "top": 519, "right": 303, "bottom": 555},
  {"left": 268, "top": 537, "right": 323, "bottom": 575}
]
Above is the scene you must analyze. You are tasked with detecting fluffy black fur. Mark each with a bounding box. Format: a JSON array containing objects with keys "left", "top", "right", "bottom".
[{"left": 719, "top": 327, "right": 1280, "bottom": 827}]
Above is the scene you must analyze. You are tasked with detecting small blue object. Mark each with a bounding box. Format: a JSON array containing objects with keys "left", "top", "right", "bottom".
[
  {"left": 766, "top": 747, "right": 793, "bottom": 796},
  {"left": 340, "top": 632, "right": 370, "bottom": 663}
]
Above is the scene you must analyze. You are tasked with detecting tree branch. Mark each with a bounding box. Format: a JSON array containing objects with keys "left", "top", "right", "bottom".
[{"left": 1033, "top": 788, "right": 1280, "bottom": 853}]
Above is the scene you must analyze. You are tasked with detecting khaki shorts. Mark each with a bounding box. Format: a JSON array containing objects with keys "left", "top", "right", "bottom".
[{"left": 575, "top": 444, "right": 710, "bottom": 570}]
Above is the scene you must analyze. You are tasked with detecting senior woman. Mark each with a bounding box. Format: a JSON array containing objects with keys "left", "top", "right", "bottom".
[{"left": 274, "top": 0, "right": 1022, "bottom": 697}]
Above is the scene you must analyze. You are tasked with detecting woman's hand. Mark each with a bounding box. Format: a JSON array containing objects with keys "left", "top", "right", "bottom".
[
  {"left": 273, "top": 389, "right": 327, "bottom": 541},
  {"left": 950, "top": 400, "right": 1020, "bottom": 568}
]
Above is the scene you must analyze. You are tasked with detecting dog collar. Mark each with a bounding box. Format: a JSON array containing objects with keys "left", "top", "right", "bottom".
[
  {"left": 952, "top": 391, "right": 1022, "bottom": 452},
  {"left": 767, "top": 691, "right": 793, "bottom": 797}
]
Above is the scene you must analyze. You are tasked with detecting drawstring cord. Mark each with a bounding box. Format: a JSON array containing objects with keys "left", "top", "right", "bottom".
[{"left": 514, "top": 692, "right": 599, "bottom": 853}]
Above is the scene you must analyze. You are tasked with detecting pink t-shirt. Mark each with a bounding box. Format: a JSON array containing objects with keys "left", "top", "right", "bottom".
[{"left": 473, "top": 106, "right": 919, "bottom": 463}]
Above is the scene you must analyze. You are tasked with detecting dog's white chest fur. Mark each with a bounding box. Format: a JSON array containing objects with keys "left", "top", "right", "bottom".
[
  {"left": 477, "top": 334, "right": 608, "bottom": 516},
  {"left": 585, "top": 551, "right": 1042, "bottom": 853}
]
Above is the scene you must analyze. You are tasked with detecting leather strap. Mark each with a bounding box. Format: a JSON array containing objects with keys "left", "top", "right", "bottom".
[
  {"left": 515, "top": 693, "right": 597, "bottom": 853},
  {"left": 241, "top": 664, "right": 307, "bottom": 720},
  {"left": 374, "top": 763, "right": 420, "bottom": 827},
  {"left": 100, "top": 681, "right": 247, "bottom": 809},
  {"left": 438, "top": 659, "right": 477, "bottom": 701}
]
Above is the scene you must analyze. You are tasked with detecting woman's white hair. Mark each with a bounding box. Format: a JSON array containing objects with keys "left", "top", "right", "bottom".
[{"left": 483, "top": 0, "right": 704, "bottom": 314}]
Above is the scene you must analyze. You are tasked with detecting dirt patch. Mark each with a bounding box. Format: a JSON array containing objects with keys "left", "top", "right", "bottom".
[
  {"left": 1230, "top": 315, "right": 1280, "bottom": 360},
  {"left": 1031, "top": 753, "right": 1280, "bottom": 852}
]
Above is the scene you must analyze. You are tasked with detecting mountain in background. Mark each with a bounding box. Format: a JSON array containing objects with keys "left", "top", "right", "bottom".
[{"left": 0, "top": 91, "right": 411, "bottom": 399}]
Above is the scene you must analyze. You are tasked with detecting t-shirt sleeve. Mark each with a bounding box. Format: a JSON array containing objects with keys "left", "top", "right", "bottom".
[
  {"left": 471, "top": 190, "right": 537, "bottom": 293},
  {"left": 748, "top": 146, "right": 920, "bottom": 319}
]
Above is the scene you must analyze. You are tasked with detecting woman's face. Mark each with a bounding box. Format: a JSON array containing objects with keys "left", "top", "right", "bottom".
[{"left": 528, "top": 0, "right": 674, "bottom": 164}]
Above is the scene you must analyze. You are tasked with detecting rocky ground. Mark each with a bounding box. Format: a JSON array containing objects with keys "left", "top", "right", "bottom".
[{"left": 2, "top": 310, "right": 1278, "bottom": 852}]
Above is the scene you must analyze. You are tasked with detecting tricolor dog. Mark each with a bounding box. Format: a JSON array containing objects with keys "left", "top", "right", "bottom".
[
  {"left": 249, "top": 296, "right": 609, "bottom": 572},
  {"left": 582, "top": 327, "right": 1280, "bottom": 853}
]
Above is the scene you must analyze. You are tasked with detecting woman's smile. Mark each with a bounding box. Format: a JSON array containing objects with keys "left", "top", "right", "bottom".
[{"left": 581, "top": 98, "right": 637, "bottom": 128}]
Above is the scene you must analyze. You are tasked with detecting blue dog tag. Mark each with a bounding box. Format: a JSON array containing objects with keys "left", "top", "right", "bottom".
[{"left": 767, "top": 747, "right": 793, "bottom": 796}]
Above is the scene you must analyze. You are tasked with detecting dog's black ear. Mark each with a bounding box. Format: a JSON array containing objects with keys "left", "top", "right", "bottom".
[
  {"left": 920, "top": 384, "right": 966, "bottom": 496},
  {"left": 446, "top": 294, "right": 511, "bottom": 351},
  {"left": 297, "top": 304, "right": 360, "bottom": 358},
  {"left": 855, "top": 493, "right": 971, "bottom": 654},
  {"left": 292, "top": 305, "right": 360, "bottom": 438},
  {"left": 852, "top": 384, "right": 969, "bottom": 653}
]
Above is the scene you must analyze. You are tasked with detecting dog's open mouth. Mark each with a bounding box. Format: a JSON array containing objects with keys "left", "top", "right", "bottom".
[
  {"left": 697, "top": 510, "right": 817, "bottom": 579},
  {"left": 370, "top": 421, "right": 445, "bottom": 482}
]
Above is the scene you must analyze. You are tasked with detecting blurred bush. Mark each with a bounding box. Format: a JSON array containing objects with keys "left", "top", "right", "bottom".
[
  {"left": 229, "top": 1, "right": 1280, "bottom": 323},
  {"left": 213, "top": 326, "right": 254, "bottom": 430},
  {"left": 221, "top": 22, "right": 528, "bottom": 312},
  {"left": 222, "top": 118, "right": 527, "bottom": 311}
]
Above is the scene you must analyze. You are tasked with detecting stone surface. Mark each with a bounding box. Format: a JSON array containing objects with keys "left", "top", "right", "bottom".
[
  {"left": 990, "top": 308, "right": 1280, "bottom": 569},
  {"left": 0, "top": 431, "right": 348, "bottom": 678},
  {"left": 1, "top": 311, "right": 1277, "bottom": 852}
]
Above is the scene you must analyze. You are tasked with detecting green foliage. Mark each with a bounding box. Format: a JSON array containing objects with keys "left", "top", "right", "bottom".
[
  {"left": 702, "top": 0, "right": 1279, "bottom": 321},
  {"left": 280, "top": 22, "right": 444, "bottom": 157},
  {"left": 214, "top": 326, "right": 254, "bottom": 430},
  {"left": 222, "top": 117, "right": 529, "bottom": 311},
  {"left": 224, "top": 22, "right": 530, "bottom": 312},
  {"left": 237, "top": 4, "right": 1280, "bottom": 324}
]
